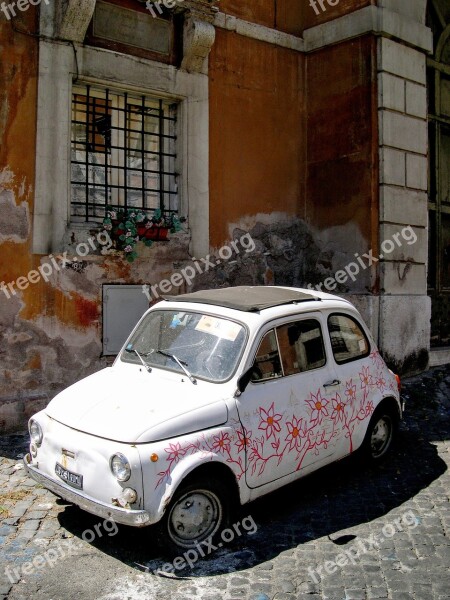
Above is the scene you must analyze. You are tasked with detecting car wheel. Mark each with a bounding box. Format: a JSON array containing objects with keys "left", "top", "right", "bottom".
[
  {"left": 363, "top": 405, "right": 398, "bottom": 462},
  {"left": 160, "top": 478, "right": 229, "bottom": 554}
]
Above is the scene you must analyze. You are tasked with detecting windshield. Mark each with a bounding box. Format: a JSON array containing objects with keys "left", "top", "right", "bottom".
[{"left": 121, "top": 309, "right": 247, "bottom": 382}]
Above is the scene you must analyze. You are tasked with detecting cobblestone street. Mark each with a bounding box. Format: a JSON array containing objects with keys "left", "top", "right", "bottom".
[{"left": 0, "top": 365, "right": 449, "bottom": 600}]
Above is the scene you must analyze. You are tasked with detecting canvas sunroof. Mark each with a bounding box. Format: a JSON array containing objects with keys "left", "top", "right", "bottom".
[{"left": 164, "top": 286, "right": 320, "bottom": 312}]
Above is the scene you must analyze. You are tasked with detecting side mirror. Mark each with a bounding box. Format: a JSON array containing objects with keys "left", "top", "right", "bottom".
[{"left": 237, "top": 366, "right": 256, "bottom": 394}]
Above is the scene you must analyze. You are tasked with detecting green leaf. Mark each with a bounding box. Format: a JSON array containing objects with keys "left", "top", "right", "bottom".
[
  {"left": 144, "top": 240, "right": 153, "bottom": 247},
  {"left": 126, "top": 237, "right": 135, "bottom": 245},
  {"left": 126, "top": 255, "right": 135, "bottom": 263},
  {"left": 119, "top": 234, "right": 126, "bottom": 241}
]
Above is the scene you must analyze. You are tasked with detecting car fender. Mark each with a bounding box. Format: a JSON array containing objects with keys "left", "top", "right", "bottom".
[{"left": 154, "top": 451, "right": 247, "bottom": 521}]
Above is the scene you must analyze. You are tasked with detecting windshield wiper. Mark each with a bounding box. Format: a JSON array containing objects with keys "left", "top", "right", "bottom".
[
  {"left": 157, "top": 350, "right": 197, "bottom": 385},
  {"left": 125, "top": 347, "right": 152, "bottom": 373}
]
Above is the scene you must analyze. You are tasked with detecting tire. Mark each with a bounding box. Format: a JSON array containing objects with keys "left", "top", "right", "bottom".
[
  {"left": 362, "top": 404, "right": 398, "bottom": 462},
  {"left": 158, "top": 477, "right": 230, "bottom": 555}
]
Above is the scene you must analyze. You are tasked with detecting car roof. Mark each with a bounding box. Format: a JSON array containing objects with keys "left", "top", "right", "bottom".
[{"left": 165, "top": 286, "right": 320, "bottom": 312}]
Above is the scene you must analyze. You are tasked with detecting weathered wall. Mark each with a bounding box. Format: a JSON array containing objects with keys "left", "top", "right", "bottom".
[
  {"left": 208, "top": 28, "right": 306, "bottom": 247},
  {"left": 305, "top": 36, "right": 379, "bottom": 293},
  {"left": 0, "top": 10, "right": 195, "bottom": 432}
]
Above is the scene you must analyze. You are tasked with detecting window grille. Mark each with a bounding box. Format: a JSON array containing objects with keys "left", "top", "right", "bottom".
[{"left": 71, "top": 84, "right": 178, "bottom": 222}]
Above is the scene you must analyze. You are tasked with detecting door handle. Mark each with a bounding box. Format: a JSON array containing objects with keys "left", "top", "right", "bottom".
[{"left": 323, "top": 380, "right": 340, "bottom": 388}]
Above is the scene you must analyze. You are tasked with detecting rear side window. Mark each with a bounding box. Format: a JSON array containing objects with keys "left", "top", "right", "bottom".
[
  {"left": 277, "top": 319, "right": 326, "bottom": 375},
  {"left": 328, "top": 314, "right": 370, "bottom": 364}
]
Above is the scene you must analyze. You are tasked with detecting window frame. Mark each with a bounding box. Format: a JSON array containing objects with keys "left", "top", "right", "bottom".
[
  {"left": 33, "top": 38, "right": 210, "bottom": 258},
  {"left": 70, "top": 83, "right": 179, "bottom": 223},
  {"left": 249, "top": 314, "right": 328, "bottom": 385},
  {"left": 327, "top": 312, "right": 371, "bottom": 366}
]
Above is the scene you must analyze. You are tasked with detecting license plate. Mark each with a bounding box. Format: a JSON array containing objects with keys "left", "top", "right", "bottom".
[{"left": 55, "top": 463, "right": 83, "bottom": 490}]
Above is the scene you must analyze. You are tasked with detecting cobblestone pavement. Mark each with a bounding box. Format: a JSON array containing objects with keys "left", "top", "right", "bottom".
[{"left": 0, "top": 365, "right": 449, "bottom": 600}]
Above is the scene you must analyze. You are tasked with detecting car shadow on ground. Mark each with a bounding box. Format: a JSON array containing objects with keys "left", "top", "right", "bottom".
[{"left": 56, "top": 408, "right": 448, "bottom": 579}]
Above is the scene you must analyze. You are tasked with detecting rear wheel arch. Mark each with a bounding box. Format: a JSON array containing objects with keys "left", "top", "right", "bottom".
[
  {"left": 362, "top": 397, "right": 400, "bottom": 462},
  {"left": 375, "top": 396, "right": 402, "bottom": 421}
]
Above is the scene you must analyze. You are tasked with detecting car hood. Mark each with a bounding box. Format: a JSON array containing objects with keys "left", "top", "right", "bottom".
[{"left": 45, "top": 367, "right": 229, "bottom": 444}]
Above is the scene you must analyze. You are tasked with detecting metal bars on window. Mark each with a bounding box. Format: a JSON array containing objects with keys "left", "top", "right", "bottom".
[{"left": 71, "top": 84, "right": 178, "bottom": 222}]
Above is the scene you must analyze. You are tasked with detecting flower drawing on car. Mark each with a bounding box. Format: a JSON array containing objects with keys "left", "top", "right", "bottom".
[
  {"left": 236, "top": 428, "right": 252, "bottom": 453},
  {"left": 345, "top": 380, "right": 357, "bottom": 403},
  {"left": 165, "top": 442, "right": 186, "bottom": 464},
  {"left": 212, "top": 432, "right": 231, "bottom": 454},
  {"left": 330, "top": 394, "right": 346, "bottom": 425},
  {"left": 306, "top": 390, "right": 329, "bottom": 426},
  {"left": 359, "top": 365, "right": 373, "bottom": 390},
  {"left": 285, "top": 416, "right": 305, "bottom": 451},
  {"left": 258, "top": 403, "right": 283, "bottom": 440}
]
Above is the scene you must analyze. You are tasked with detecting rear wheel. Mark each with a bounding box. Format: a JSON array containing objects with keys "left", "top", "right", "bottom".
[
  {"left": 362, "top": 405, "right": 398, "bottom": 462},
  {"left": 159, "top": 477, "right": 230, "bottom": 554}
]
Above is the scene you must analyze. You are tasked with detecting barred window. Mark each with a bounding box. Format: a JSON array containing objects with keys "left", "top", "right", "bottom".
[{"left": 71, "top": 84, "right": 179, "bottom": 222}]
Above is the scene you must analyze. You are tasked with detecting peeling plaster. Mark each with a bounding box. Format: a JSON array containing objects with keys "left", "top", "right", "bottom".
[
  {"left": 0, "top": 189, "right": 30, "bottom": 242},
  {"left": 216, "top": 215, "right": 370, "bottom": 293}
]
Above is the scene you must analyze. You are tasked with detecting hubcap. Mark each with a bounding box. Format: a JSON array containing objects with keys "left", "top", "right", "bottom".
[
  {"left": 168, "top": 489, "right": 222, "bottom": 548},
  {"left": 370, "top": 415, "right": 392, "bottom": 458}
]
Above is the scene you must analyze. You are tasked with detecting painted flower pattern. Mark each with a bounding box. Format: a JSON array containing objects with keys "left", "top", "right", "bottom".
[
  {"left": 375, "top": 375, "right": 386, "bottom": 391},
  {"left": 306, "top": 389, "right": 329, "bottom": 426},
  {"left": 155, "top": 359, "right": 389, "bottom": 488},
  {"left": 212, "top": 432, "right": 231, "bottom": 454},
  {"left": 345, "top": 380, "right": 357, "bottom": 403},
  {"left": 359, "top": 365, "right": 373, "bottom": 389},
  {"left": 165, "top": 442, "right": 186, "bottom": 464},
  {"left": 236, "top": 428, "right": 252, "bottom": 453},
  {"left": 258, "top": 403, "right": 282, "bottom": 440},
  {"left": 330, "top": 394, "right": 346, "bottom": 425},
  {"left": 285, "top": 416, "right": 304, "bottom": 451}
]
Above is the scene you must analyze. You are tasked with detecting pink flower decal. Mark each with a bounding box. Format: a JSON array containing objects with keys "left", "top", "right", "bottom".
[
  {"left": 165, "top": 442, "right": 186, "bottom": 464},
  {"left": 345, "top": 380, "right": 357, "bottom": 403},
  {"left": 285, "top": 416, "right": 304, "bottom": 451},
  {"left": 359, "top": 365, "right": 373, "bottom": 389},
  {"left": 375, "top": 375, "right": 386, "bottom": 391},
  {"left": 258, "top": 403, "right": 282, "bottom": 440},
  {"left": 235, "top": 428, "right": 252, "bottom": 453},
  {"left": 212, "top": 432, "right": 231, "bottom": 454},
  {"left": 306, "top": 389, "right": 329, "bottom": 426},
  {"left": 330, "top": 394, "right": 346, "bottom": 425}
]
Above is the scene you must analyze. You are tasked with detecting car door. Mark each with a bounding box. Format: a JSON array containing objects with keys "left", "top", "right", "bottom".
[
  {"left": 326, "top": 311, "right": 389, "bottom": 456},
  {"left": 236, "top": 313, "right": 344, "bottom": 489}
]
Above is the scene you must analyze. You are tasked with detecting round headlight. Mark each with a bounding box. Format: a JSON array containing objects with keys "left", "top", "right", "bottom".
[
  {"left": 110, "top": 453, "right": 131, "bottom": 482},
  {"left": 29, "top": 420, "right": 43, "bottom": 446}
]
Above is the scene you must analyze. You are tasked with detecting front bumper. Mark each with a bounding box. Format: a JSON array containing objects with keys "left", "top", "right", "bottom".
[{"left": 24, "top": 454, "right": 151, "bottom": 527}]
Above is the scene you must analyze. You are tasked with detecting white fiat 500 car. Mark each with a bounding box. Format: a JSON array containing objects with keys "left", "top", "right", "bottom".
[{"left": 25, "top": 286, "right": 402, "bottom": 552}]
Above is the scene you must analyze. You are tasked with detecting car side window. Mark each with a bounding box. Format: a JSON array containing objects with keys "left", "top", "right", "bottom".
[
  {"left": 328, "top": 314, "right": 370, "bottom": 364},
  {"left": 276, "top": 319, "right": 326, "bottom": 375},
  {"left": 251, "top": 329, "right": 283, "bottom": 381}
]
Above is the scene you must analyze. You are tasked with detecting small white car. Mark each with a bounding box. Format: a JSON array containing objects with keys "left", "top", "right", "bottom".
[{"left": 25, "top": 286, "right": 402, "bottom": 553}]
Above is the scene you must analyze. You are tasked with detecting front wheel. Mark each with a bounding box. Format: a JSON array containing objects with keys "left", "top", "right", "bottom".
[
  {"left": 159, "top": 477, "right": 230, "bottom": 554},
  {"left": 362, "top": 406, "right": 398, "bottom": 462}
]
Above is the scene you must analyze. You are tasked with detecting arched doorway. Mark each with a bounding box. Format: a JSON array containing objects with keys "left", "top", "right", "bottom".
[{"left": 428, "top": 1, "right": 450, "bottom": 346}]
